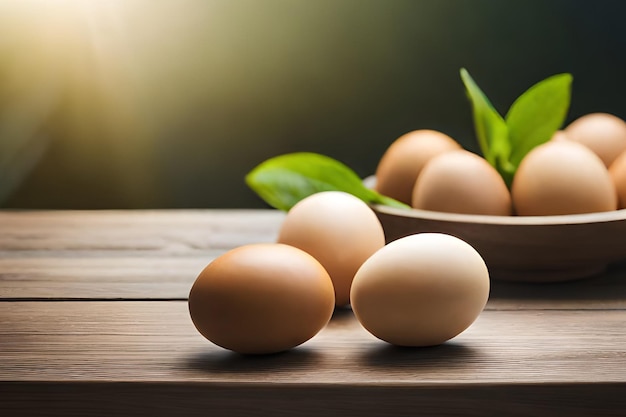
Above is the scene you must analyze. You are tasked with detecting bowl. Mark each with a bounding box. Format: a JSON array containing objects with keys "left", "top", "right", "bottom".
[{"left": 371, "top": 204, "right": 626, "bottom": 283}]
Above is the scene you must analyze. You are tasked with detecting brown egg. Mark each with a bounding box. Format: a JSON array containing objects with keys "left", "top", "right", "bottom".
[
  {"left": 512, "top": 141, "right": 617, "bottom": 216},
  {"left": 188, "top": 243, "right": 335, "bottom": 354},
  {"left": 277, "top": 191, "right": 385, "bottom": 307},
  {"left": 564, "top": 112, "right": 626, "bottom": 167},
  {"left": 351, "top": 233, "right": 490, "bottom": 347},
  {"left": 411, "top": 150, "right": 512, "bottom": 215},
  {"left": 375, "top": 129, "right": 461, "bottom": 205},
  {"left": 609, "top": 150, "right": 626, "bottom": 209}
]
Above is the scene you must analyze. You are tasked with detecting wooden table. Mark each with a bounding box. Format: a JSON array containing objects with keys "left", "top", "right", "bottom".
[{"left": 1, "top": 210, "right": 626, "bottom": 416}]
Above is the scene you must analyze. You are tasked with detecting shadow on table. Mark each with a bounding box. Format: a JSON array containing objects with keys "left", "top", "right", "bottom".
[
  {"left": 184, "top": 346, "right": 320, "bottom": 374},
  {"left": 361, "top": 342, "right": 481, "bottom": 371},
  {"left": 489, "top": 261, "right": 626, "bottom": 306}
]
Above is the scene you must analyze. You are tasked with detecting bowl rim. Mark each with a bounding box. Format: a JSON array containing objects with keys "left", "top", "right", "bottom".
[{"left": 372, "top": 204, "right": 626, "bottom": 226}]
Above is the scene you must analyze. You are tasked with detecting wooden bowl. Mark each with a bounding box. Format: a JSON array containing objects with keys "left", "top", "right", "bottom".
[{"left": 371, "top": 204, "right": 626, "bottom": 283}]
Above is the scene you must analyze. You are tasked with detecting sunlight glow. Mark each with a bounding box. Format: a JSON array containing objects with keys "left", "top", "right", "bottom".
[{"left": 0, "top": 0, "right": 164, "bottom": 204}]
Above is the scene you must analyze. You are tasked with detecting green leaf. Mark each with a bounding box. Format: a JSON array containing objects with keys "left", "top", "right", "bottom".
[
  {"left": 460, "top": 68, "right": 510, "bottom": 167},
  {"left": 505, "top": 73, "right": 572, "bottom": 167},
  {"left": 245, "top": 152, "right": 409, "bottom": 211},
  {"left": 495, "top": 157, "right": 516, "bottom": 188}
]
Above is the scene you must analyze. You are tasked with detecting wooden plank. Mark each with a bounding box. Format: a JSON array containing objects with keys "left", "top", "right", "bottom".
[
  {"left": 0, "top": 257, "right": 210, "bottom": 299},
  {"left": 2, "top": 210, "right": 626, "bottom": 308},
  {"left": 2, "top": 210, "right": 624, "bottom": 415},
  {"left": 1, "top": 302, "right": 626, "bottom": 416},
  {"left": 0, "top": 210, "right": 284, "bottom": 253},
  {"left": 2, "top": 255, "right": 626, "bottom": 308},
  {"left": 0, "top": 249, "right": 625, "bottom": 307},
  {"left": 0, "top": 210, "right": 280, "bottom": 300},
  {"left": 1, "top": 302, "right": 626, "bottom": 384}
]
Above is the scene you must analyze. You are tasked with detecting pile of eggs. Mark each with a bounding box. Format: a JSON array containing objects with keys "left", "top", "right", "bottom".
[
  {"left": 375, "top": 112, "right": 626, "bottom": 216},
  {"left": 189, "top": 191, "right": 490, "bottom": 354},
  {"left": 189, "top": 111, "right": 626, "bottom": 355}
]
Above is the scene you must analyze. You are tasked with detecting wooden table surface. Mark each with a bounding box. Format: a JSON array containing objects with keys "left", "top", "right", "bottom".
[{"left": 1, "top": 210, "right": 626, "bottom": 416}]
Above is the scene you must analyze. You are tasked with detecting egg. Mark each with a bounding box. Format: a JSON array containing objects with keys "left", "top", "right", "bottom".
[
  {"left": 188, "top": 243, "right": 335, "bottom": 354},
  {"left": 277, "top": 191, "right": 385, "bottom": 307},
  {"left": 375, "top": 129, "right": 461, "bottom": 205},
  {"left": 609, "top": 150, "right": 626, "bottom": 209},
  {"left": 512, "top": 141, "right": 617, "bottom": 216},
  {"left": 550, "top": 130, "right": 569, "bottom": 142},
  {"left": 350, "top": 233, "right": 490, "bottom": 347},
  {"left": 411, "top": 150, "right": 512, "bottom": 215},
  {"left": 564, "top": 112, "right": 626, "bottom": 167}
]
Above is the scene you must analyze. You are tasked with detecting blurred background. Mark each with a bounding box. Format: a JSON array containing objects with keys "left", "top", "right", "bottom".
[{"left": 1, "top": 0, "right": 625, "bottom": 209}]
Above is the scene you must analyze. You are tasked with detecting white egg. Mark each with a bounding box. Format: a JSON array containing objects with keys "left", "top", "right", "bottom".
[
  {"left": 350, "top": 233, "right": 490, "bottom": 346},
  {"left": 277, "top": 191, "right": 385, "bottom": 307}
]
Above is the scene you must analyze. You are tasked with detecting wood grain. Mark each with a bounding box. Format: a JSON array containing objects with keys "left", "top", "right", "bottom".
[
  {"left": 1, "top": 302, "right": 626, "bottom": 384},
  {"left": 2, "top": 210, "right": 626, "bottom": 308},
  {"left": 0, "top": 210, "right": 284, "bottom": 253},
  {"left": 0, "top": 210, "right": 281, "bottom": 300},
  {"left": 2, "top": 256, "right": 626, "bottom": 308},
  {"left": 2, "top": 210, "right": 626, "bottom": 416},
  {"left": 0, "top": 256, "right": 209, "bottom": 299},
  {"left": 1, "top": 302, "right": 626, "bottom": 416}
]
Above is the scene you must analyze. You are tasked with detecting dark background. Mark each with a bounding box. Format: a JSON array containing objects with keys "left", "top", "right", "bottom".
[{"left": 2, "top": 0, "right": 626, "bottom": 209}]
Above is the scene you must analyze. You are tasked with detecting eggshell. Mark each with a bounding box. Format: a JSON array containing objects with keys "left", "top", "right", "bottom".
[
  {"left": 512, "top": 141, "right": 617, "bottom": 216},
  {"left": 375, "top": 129, "right": 461, "bottom": 205},
  {"left": 564, "top": 113, "right": 626, "bottom": 167},
  {"left": 350, "top": 233, "right": 490, "bottom": 347},
  {"left": 188, "top": 243, "right": 335, "bottom": 354},
  {"left": 550, "top": 130, "right": 569, "bottom": 142},
  {"left": 609, "top": 150, "right": 626, "bottom": 209},
  {"left": 411, "top": 150, "right": 512, "bottom": 215},
  {"left": 277, "top": 191, "right": 385, "bottom": 307}
]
